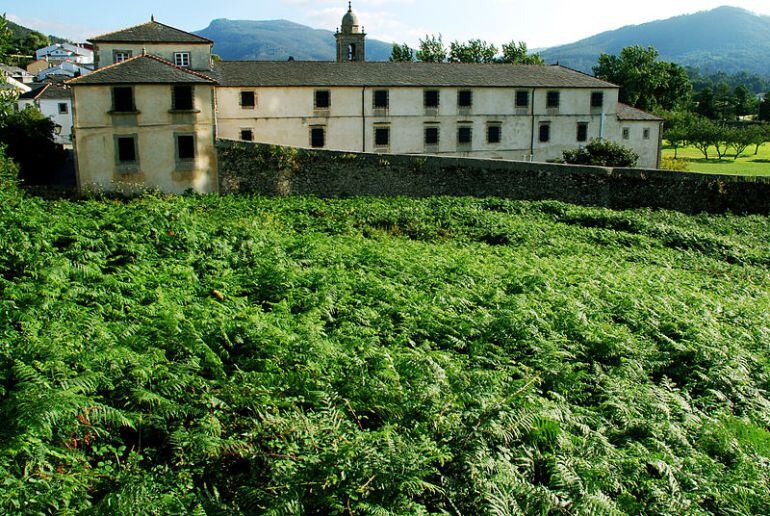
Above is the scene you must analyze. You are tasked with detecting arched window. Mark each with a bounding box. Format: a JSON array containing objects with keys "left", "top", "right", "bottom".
[{"left": 348, "top": 44, "right": 356, "bottom": 61}]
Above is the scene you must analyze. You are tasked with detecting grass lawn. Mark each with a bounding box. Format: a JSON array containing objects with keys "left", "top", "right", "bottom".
[
  {"left": 2, "top": 181, "right": 770, "bottom": 514},
  {"left": 662, "top": 142, "right": 770, "bottom": 176}
]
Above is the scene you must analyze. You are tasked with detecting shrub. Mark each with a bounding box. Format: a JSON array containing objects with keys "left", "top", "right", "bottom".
[
  {"left": 563, "top": 139, "right": 639, "bottom": 167},
  {"left": 0, "top": 107, "right": 67, "bottom": 185}
]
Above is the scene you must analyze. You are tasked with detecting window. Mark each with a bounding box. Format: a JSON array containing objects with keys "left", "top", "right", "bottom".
[
  {"left": 310, "top": 127, "right": 325, "bottom": 148},
  {"left": 58, "top": 102, "right": 68, "bottom": 114},
  {"left": 577, "top": 122, "right": 588, "bottom": 143},
  {"left": 622, "top": 127, "right": 630, "bottom": 140},
  {"left": 240, "top": 91, "right": 256, "bottom": 109},
  {"left": 547, "top": 91, "right": 560, "bottom": 109},
  {"left": 424, "top": 126, "right": 439, "bottom": 145},
  {"left": 113, "top": 50, "right": 132, "bottom": 63},
  {"left": 240, "top": 129, "right": 254, "bottom": 141},
  {"left": 373, "top": 90, "right": 389, "bottom": 109},
  {"left": 424, "top": 90, "right": 440, "bottom": 108},
  {"left": 516, "top": 90, "right": 529, "bottom": 108},
  {"left": 176, "top": 135, "right": 195, "bottom": 161},
  {"left": 174, "top": 52, "right": 191, "bottom": 68},
  {"left": 487, "top": 124, "right": 501, "bottom": 144},
  {"left": 172, "top": 85, "right": 194, "bottom": 110},
  {"left": 591, "top": 91, "right": 604, "bottom": 109},
  {"left": 347, "top": 44, "right": 356, "bottom": 61},
  {"left": 643, "top": 128, "right": 651, "bottom": 140},
  {"left": 112, "top": 86, "right": 134, "bottom": 112},
  {"left": 458, "top": 125, "right": 472, "bottom": 145},
  {"left": 458, "top": 90, "right": 473, "bottom": 108},
  {"left": 375, "top": 126, "right": 390, "bottom": 147},
  {"left": 116, "top": 136, "right": 137, "bottom": 163},
  {"left": 539, "top": 123, "right": 551, "bottom": 143},
  {"left": 315, "top": 90, "right": 331, "bottom": 109}
]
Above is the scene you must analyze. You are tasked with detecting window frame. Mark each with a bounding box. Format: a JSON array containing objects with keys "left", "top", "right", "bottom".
[
  {"left": 424, "top": 125, "right": 440, "bottom": 146},
  {"left": 424, "top": 89, "right": 440, "bottom": 108},
  {"left": 114, "top": 134, "right": 139, "bottom": 173},
  {"left": 486, "top": 123, "right": 502, "bottom": 144},
  {"left": 457, "top": 124, "right": 473, "bottom": 146},
  {"left": 113, "top": 50, "right": 132, "bottom": 63},
  {"left": 172, "top": 84, "right": 194, "bottom": 111},
  {"left": 458, "top": 90, "right": 473, "bottom": 109},
  {"left": 175, "top": 133, "right": 197, "bottom": 163},
  {"left": 539, "top": 122, "right": 551, "bottom": 143},
  {"left": 240, "top": 129, "right": 254, "bottom": 142},
  {"left": 314, "top": 89, "right": 331, "bottom": 110},
  {"left": 643, "top": 128, "right": 651, "bottom": 140},
  {"left": 374, "top": 125, "right": 391, "bottom": 148},
  {"left": 240, "top": 90, "right": 256, "bottom": 109},
  {"left": 577, "top": 122, "right": 589, "bottom": 143},
  {"left": 622, "top": 127, "right": 631, "bottom": 140},
  {"left": 515, "top": 90, "right": 530, "bottom": 108},
  {"left": 591, "top": 91, "right": 604, "bottom": 109},
  {"left": 112, "top": 86, "right": 135, "bottom": 113},
  {"left": 310, "top": 126, "right": 326, "bottom": 148},
  {"left": 546, "top": 91, "right": 560, "bottom": 109},
  {"left": 174, "top": 52, "right": 191, "bottom": 68},
  {"left": 373, "top": 89, "right": 390, "bottom": 109},
  {"left": 58, "top": 102, "right": 69, "bottom": 114}
]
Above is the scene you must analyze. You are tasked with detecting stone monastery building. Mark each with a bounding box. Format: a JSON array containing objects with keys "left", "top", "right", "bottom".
[{"left": 68, "top": 4, "right": 663, "bottom": 193}]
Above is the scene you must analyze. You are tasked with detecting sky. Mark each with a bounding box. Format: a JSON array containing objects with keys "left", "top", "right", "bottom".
[{"left": 3, "top": 0, "right": 770, "bottom": 49}]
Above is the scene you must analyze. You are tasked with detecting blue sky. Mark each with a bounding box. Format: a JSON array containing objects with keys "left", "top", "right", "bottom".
[{"left": 3, "top": 0, "right": 770, "bottom": 48}]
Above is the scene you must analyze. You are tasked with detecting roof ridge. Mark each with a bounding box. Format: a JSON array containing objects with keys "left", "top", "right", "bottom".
[{"left": 142, "top": 53, "right": 217, "bottom": 82}]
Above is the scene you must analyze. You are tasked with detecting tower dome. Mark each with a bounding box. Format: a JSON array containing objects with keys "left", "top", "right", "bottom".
[{"left": 340, "top": 2, "right": 361, "bottom": 34}]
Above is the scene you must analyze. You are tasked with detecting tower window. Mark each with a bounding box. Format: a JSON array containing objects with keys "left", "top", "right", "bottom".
[
  {"left": 374, "top": 126, "right": 390, "bottom": 147},
  {"left": 315, "top": 90, "right": 331, "bottom": 109},
  {"left": 348, "top": 44, "right": 356, "bottom": 61},
  {"left": 310, "top": 127, "right": 326, "bottom": 148},
  {"left": 424, "top": 90, "right": 440, "bottom": 108},
  {"left": 424, "top": 126, "right": 439, "bottom": 145},
  {"left": 373, "top": 90, "right": 389, "bottom": 109},
  {"left": 577, "top": 122, "right": 588, "bottom": 143},
  {"left": 539, "top": 123, "right": 551, "bottom": 143},
  {"left": 458, "top": 90, "right": 472, "bottom": 108},
  {"left": 240, "top": 91, "right": 256, "bottom": 109},
  {"left": 547, "top": 91, "right": 560, "bottom": 109}
]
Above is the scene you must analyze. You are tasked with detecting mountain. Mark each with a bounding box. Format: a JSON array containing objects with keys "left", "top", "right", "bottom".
[
  {"left": 6, "top": 20, "right": 68, "bottom": 54},
  {"left": 194, "top": 19, "right": 393, "bottom": 61},
  {"left": 541, "top": 6, "right": 770, "bottom": 75}
]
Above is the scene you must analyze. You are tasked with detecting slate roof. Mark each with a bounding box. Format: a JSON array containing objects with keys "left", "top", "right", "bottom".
[
  {"left": 66, "top": 54, "right": 216, "bottom": 85},
  {"left": 211, "top": 61, "right": 619, "bottom": 89},
  {"left": 617, "top": 103, "right": 663, "bottom": 121},
  {"left": 20, "top": 83, "right": 72, "bottom": 100},
  {"left": 89, "top": 20, "right": 212, "bottom": 44}
]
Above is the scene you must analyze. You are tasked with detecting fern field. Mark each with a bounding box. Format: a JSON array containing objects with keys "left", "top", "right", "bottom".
[{"left": 1, "top": 176, "right": 770, "bottom": 514}]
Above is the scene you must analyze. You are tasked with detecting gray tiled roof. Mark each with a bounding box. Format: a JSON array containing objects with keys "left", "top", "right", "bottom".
[
  {"left": 67, "top": 55, "right": 216, "bottom": 85},
  {"left": 89, "top": 20, "right": 212, "bottom": 44},
  {"left": 617, "top": 103, "right": 663, "bottom": 121},
  {"left": 211, "top": 61, "right": 619, "bottom": 89},
  {"left": 19, "top": 83, "right": 72, "bottom": 100}
]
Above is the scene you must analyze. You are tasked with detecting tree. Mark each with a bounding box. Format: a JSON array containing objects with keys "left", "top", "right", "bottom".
[
  {"left": 694, "top": 88, "right": 717, "bottom": 119},
  {"left": 732, "top": 85, "right": 756, "bottom": 118},
  {"left": 661, "top": 110, "right": 696, "bottom": 159},
  {"left": 0, "top": 107, "right": 67, "bottom": 184},
  {"left": 726, "top": 126, "right": 754, "bottom": 158},
  {"left": 562, "top": 139, "right": 639, "bottom": 167},
  {"left": 499, "top": 41, "right": 544, "bottom": 64},
  {"left": 687, "top": 116, "right": 720, "bottom": 160},
  {"left": 0, "top": 15, "right": 16, "bottom": 119},
  {"left": 389, "top": 43, "right": 414, "bottom": 63},
  {"left": 416, "top": 34, "right": 446, "bottom": 63},
  {"left": 593, "top": 46, "right": 691, "bottom": 112},
  {"left": 448, "top": 39, "right": 497, "bottom": 63},
  {"left": 758, "top": 92, "right": 770, "bottom": 122}
]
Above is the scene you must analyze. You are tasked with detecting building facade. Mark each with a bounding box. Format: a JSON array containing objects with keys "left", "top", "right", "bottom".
[
  {"left": 69, "top": 8, "right": 662, "bottom": 194},
  {"left": 18, "top": 84, "right": 74, "bottom": 145}
]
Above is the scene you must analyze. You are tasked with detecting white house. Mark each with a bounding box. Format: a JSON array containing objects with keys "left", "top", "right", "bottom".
[
  {"left": 0, "top": 63, "right": 35, "bottom": 84},
  {"left": 18, "top": 83, "right": 74, "bottom": 145},
  {"left": 36, "top": 43, "right": 94, "bottom": 65},
  {"left": 38, "top": 60, "right": 92, "bottom": 80}
]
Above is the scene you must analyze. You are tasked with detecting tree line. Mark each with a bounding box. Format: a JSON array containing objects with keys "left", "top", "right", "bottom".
[{"left": 390, "top": 35, "right": 544, "bottom": 64}]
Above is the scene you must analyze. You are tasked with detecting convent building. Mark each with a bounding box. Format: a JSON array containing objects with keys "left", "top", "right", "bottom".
[{"left": 68, "top": 5, "right": 663, "bottom": 193}]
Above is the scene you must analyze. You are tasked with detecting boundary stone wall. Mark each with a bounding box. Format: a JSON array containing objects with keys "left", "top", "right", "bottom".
[{"left": 217, "top": 140, "right": 770, "bottom": 214}]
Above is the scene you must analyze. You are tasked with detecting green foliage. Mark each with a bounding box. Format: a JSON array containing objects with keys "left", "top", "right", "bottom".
[
  {"left": 449, "top": 39, "right": 498, "bottom": 64},
  {"left": 562, "top": 139, "right": 639, "bottom": 167},
  {"left": 5, "top": 18, "right": 51, "bottom": 57},
  {"left": 499, "top": 41, "right": 544, "bottom": 64},
  {"left": 594, "top": 46, "right": 692, "bottom": 112},
  {"left": 0, "top": 107, "right": 67, "bottom": 185},
  {"left": 389, "top": 42, "right": 414, "bottom": 62},
  {"left": 659, "top": 157, "right": 690, "bottom": 171},
  {"left": 416, "top": 34, "right": 447, "bottom": 63},
  {"left": 1, "top": 194, "right": 769, "bottom": 513},
  {"left": 759, "top": 92, "right": 770, "bottom": 122}
]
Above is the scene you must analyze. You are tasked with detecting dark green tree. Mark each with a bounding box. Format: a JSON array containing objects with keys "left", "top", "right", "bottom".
[
  {"left": 499, "top": 41, "right": 544, "bottom": 64},
  {"left": 448, "top": 39, "right": 498, "bottom": 63},
  {"left": 694, "top": 88, "right": 716, "bottom": 119},
  {"left": 593, "top": 46, "right": 691, "bottom": 112},
  {"left": 389, "top": 43, "right": 414, "bottom": 62},
  {"left": 416, "top": 34, "right": 446, "bottom": 63},
  {"left": 732, "top": 85, "right": 756, "bottom": 118},
  {"left": 757, "top": 92, "right": 770, "bottom": 122},
  {"left": 0, "top": 108, "right": 67, "bottom": 184}
]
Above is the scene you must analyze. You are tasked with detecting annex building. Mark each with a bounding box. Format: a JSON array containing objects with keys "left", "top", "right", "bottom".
[{"left": 68, "top": 5, "right": 663, "bottom": 194}]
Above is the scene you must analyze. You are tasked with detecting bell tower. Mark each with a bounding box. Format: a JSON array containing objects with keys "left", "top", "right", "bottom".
[{"left": 336, "top": 2, "right": 366, "bottom": 62}]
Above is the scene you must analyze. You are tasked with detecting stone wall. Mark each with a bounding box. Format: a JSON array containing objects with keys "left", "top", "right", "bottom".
[{"left": 217, "top": 140, "right": 770, "bottom": 214}]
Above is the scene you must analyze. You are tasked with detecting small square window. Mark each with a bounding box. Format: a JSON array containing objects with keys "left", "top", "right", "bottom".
[
  {"left": 315, "top": 90, "right": 331, "bottom": 109},
  {"left": 577, "top": 122, "right": 588, "bottom": 143},
  {"left": 516, "top": 90, "right": 529, "bottom": 108},
  {"left": 174, "top": 52, "right": 191, "bottom": 68},
  {"left": 375, "top": 126, "right": 390, "bottom": 147},
  {"left": 591, "top": 91, "right": 604, "bottom": 108},
  {"left": 373, "top": 90, "right": 389, "bottom": 109},
  {"left": 310, "top": 127, "right": 325, "bottom": 148},
  {"left": 240, "top": 129, "right": 254, "bottom": 141},
  {"left": 58, "top": 102, "right": 68, "bottom": 114},
  {"left": 241, "top": 91, "right": 256, "bottom": 109},
  {"left": 643, "top": 128, "right": 651, "bottom": 140},
  {"left": 458, "top": 126, "right": 472, "bottom": 145},
  {"left": 547, "top": 91, "right": 560, "bottom": 109},
  {"left": 424, "top": 126, "right": 439, "bottom": 145},
  {"left": 172, "top": 85, "right": 193, "bottom": 110},
  {"left": 487, "top": 124, "right": 501, "bottom": 144},
  {"left": 116, "top": 136, "right": 136, "bottom": 163},
  {"left": 177, "top": 135, "right": 195, "bottom": 160},
  {"left": 539, "top": 123, "right": 551, "bottom": 143},
  {"left": 113, "top": 50, "right": 132, "bottom": 63},
  {"left": 112, "top": 86, "right": 134, "bottom": 112},
  {"left": 424, "top": 90, "right": 440, "bottom": 108},
  {"left": 623, "top": 128, "right": 630, "bottom": 140},
  {"left": 458, "top": 90, "right": 472, "bottom": 108}
]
